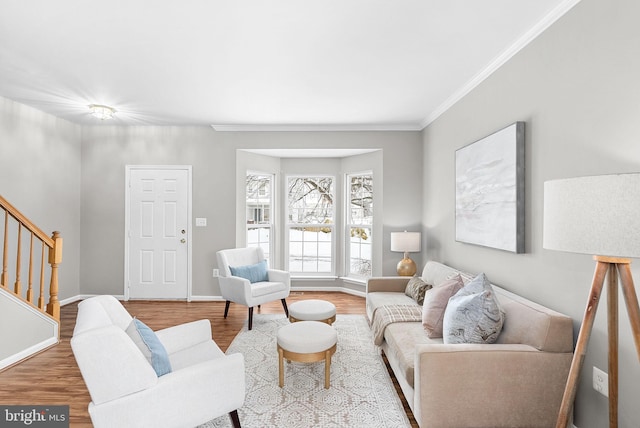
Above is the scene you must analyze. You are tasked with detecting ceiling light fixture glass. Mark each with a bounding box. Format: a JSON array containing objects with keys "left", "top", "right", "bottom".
[{"left": 89, "top": 104, "right": 116, "bottom": 120}]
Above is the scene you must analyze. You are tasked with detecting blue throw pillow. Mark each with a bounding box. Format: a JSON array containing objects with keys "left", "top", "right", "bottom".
[
  {"left": 229, "top": 260, "right": 269, "bottom": 283},
  {"left": 126, "top": 318, "right": 172, "bottom": 377}
]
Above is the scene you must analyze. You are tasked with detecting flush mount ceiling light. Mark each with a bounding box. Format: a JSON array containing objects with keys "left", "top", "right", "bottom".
[{"left": 88, "top": 104, "right": 116, "bottom": 120}]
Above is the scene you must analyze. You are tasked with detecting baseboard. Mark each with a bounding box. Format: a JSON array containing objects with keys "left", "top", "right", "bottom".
[
  {"left": 291, "top": 286, "right": 365, "bottom": 297},
  {"left": 60, "top": 294, "right": 125, "bottom": 306},
  {"left": 0, "top": 337, "right": 59, "bottom": 371},
  {"left": 62, "top": 286, "right": 365, "bottom": 305},
  {"left": 189, "top": 295, "right": 226, "bottom": 302}
]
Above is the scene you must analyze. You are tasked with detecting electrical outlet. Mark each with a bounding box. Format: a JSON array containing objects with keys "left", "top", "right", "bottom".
[
  {"left": 212, "top": 268, "right": 219, "bottom": 277},
  {"left": 593, "top": 366, "right": 608, "bottom": 397}
]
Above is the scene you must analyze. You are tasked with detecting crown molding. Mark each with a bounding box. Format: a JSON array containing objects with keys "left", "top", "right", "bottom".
[
  {"left": 420, "top": 0, "right": 583, "bottom": 129},
  {"left": 210, "top": 123, "right": 423, "bottom": 132}
]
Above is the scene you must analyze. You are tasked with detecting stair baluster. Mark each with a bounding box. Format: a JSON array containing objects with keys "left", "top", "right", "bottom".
[{"left": 0, "top": 194, "right": 62, "bottom": 321}]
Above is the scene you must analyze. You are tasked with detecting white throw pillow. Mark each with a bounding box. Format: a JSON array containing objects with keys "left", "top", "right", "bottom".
[{"left": 442, "top": 273, "right": 505, "bottom": 344}]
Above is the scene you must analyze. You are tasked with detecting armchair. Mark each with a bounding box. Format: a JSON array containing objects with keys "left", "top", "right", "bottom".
[
  {"left": 216, "top": 247, "right": 290, "bottom": 330},
  {"left": 71, "top": 295, "right": 245, "bottom": 428}
]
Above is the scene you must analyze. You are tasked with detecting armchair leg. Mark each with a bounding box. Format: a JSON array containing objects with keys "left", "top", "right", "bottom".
[
  {"left": 224, "top": 301, "right": 231, "bottom": 318},
  {"left": 229, "top": 409, "right": 241, "bottom": 428},
  {"left": 248, "top": 307, "right": 254, "bottom": 330},
  {"left": 281, "top": 299, "right": 289, "bottom": 317}
]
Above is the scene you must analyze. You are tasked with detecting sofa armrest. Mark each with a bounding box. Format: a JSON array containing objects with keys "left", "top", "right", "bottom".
[
  {"left": 366, "top": 276, "right": 411, "bottom": 293},
  {"left": 71, "top": 326, "right": 158, "bottom": 405},
  {"left": 268, "top": 268, "right": 291, "bottom": 287},
  {"left": 219, "top": 275, "right": 253, "bottom": 303},
  {"left": 88, "top": 353, "right": 246, "bottom": 428},
  {"left": 413, "top": 344, "right": 572, "bottom": 428},
  {"left": 155, "top": 319, "right": 213, "bottom": 354}
]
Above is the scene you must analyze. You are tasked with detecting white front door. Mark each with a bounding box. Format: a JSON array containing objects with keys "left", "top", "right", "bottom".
[{"left": 126, "top": 166, "right": 191, "bottom": 299}]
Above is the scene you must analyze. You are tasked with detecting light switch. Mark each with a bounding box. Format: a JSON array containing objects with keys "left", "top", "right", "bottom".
[{"left": 195, "top": 217, "right": 207, "bottom": 227}]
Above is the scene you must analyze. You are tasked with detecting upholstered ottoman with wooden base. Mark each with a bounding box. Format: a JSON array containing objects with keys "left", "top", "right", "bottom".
[
  {"left": 288, "top": 299, "right": 337, "bottom": 325},
  {"left": 277, "top": 321, "right": 337, "bottom": 389}
]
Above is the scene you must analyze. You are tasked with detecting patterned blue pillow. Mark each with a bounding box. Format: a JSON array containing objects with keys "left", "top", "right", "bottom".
[
  {"left": 230, "top": 260, "right": 269, "bottom": 283},
  {"left": 126, "top": 318, "right": 172, "bottom": 377}
]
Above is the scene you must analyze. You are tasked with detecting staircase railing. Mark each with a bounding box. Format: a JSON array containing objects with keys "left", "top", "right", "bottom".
[{"left": 0, "top": 194, "right": 62, "bottom": 320}]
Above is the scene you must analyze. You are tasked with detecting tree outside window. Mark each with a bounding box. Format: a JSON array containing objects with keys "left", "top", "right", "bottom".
[
  {"left": 347, "top": 173, "right": 373, "bottom": 277},
  {"left": 287, "top": 176, "right": 334, "bottom": 274}
]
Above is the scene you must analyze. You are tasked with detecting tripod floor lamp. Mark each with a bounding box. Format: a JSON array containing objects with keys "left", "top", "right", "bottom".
[{"left": 543, "top": 173, "right": 640, "bottom": 428}]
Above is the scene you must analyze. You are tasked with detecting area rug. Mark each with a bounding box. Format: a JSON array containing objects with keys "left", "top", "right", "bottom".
[{"left": 199, "top": 314, "right": 411, "bottom": 428}]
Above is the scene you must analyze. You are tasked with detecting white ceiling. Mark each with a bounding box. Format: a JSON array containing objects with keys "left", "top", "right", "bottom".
[{"left": 0, "top": 0, "right": 579, "bottom": 130}]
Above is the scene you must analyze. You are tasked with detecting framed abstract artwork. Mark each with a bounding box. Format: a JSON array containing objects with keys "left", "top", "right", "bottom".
[{"left": 455, "top": 122, "right": 525, "bottom": 253}]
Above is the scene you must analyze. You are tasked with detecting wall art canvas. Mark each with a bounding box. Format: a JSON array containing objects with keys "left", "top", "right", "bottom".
[{"left": 455, "top": 122, "right": 525, "bottom": 253}]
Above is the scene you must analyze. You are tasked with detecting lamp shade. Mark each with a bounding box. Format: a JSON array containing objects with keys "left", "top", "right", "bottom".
[
  {"left": 543, "top": 173, "right": 640, "bottom": 258},
  {"left": 390, "top": 231, "right": 421, "bottom": 253}
]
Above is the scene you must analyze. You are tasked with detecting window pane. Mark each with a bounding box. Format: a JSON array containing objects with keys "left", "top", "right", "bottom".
[
  {"left": 247, "top": 173, "right": 273, "bottom": 263},
  {"left": 258, "top": 227, "right": 270, "bottom": 241},
  {"left": 248, "top": 226, "right": 271, "bottom": 260},
  {"left": 349, "top": 227, "right": 372, "bottom": 276},
  {"left": 289, "top": 257, "right": 303, "bottom": 272},
  {"left": 287, "top": 177, "right": 334, "bottom": 224},
  {"left": 303, "top": 241, "right": 318, "bottom": 257},
  {"left": 303, "top": 258, "right": 317, "bottom": 272},
  {"left": 287, "top": 176, "right": 334, "bottom": 274},
  {"left": 318, "top": 242, "right": 331, "bottom": 259},
  {"left": 247, "top": 228, "right": 259, "bottom": 244},
  {"left": 318, "top": 229, "right": 332, "bottom": 241},
  {"left": 347, "top": 173, "right": 373, "bottom": 277},
  {"left": 318, "top": 257, "right": 332, "bottom": 273},
  {"left": 349, "top": 175, "right": 373, "bottom": 225},
  {"left": 247, "top": 174, "right": 272, "bottom": 225}
]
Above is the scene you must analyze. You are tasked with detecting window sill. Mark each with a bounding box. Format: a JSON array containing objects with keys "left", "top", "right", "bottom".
[
  {"left": 291, "top": 276, "right": 339, "bottom": 281},
  {"left": 340, "top": 277, "right": 367, "bottom": 286}
]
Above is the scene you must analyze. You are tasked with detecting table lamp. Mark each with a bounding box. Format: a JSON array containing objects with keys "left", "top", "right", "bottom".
[
  {"left": 390, "top": 231, "right": 421, "bottom": 276},
  {"left": 543, "top": 173, "right": 640, "bottom": 427}
]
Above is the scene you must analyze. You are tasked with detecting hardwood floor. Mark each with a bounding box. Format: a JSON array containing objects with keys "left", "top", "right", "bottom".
[{"left": 0, "top": 291, "right": 418, "bottom": 427}]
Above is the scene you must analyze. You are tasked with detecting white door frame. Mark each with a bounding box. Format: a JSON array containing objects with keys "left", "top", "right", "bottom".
[{"left": 124, "top": 165, "right": 193, "bottom": 301}]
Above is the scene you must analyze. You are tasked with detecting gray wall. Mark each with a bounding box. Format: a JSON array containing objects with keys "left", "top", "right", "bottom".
[
  {"left": 0, "top": 97, "right": 81, "bottom": 300},
  {"left": 422, "top": 0, "right": 640, "bottom": 426},
  {"left": 80, "top": 127, "right": 422, "bottom": 297}
]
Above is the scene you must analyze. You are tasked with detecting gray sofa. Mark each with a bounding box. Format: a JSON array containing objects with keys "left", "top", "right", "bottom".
[{"left": 366, "top": 261, "right": 574, "bottom": 428}]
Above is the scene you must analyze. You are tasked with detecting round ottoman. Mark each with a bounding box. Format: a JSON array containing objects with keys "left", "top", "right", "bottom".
[
  {"left": 288, "top": 299, "right": 337, "bottom": 325},
  {"left": 276, "top": 321, "right": 338, "bottom": 389}
]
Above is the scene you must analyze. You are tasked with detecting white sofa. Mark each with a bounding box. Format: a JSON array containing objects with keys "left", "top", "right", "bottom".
[
  {"left": 366, "top": 261, "right": 574, "bottom": 428},
  {"left": 71, "top": 295, "right": 245, "bottom": 428}
]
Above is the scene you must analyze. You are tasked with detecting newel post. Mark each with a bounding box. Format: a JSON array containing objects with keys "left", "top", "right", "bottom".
[{"left": 47, "top": 231, "right": 62, "bottom": 320}]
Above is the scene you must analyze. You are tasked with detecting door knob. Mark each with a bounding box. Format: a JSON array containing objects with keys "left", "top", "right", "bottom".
[{"left": 180, "top": 238, "right": 186, "bottom": 243}]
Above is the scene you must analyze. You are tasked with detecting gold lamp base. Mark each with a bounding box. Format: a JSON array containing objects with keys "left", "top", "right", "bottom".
[{"left": 396, "top": 256, "right": 417, "bottom": 276}]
